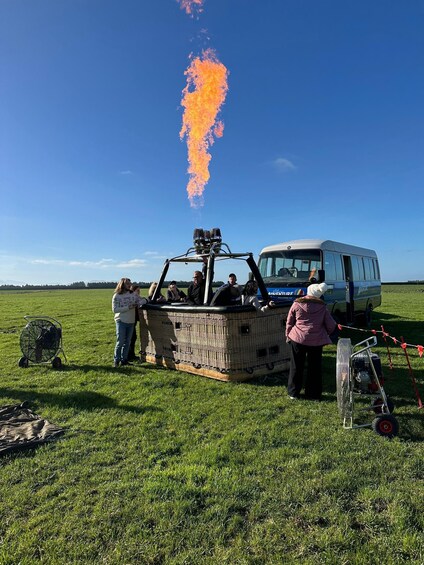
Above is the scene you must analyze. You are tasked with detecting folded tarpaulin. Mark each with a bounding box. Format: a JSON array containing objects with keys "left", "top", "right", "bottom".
[{"left": 0, "top": 402, "right": 64, "bottom": 456}]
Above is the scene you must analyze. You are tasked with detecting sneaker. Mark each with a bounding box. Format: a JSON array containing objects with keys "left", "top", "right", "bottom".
[
  {"left": 113, "top": 361, "right": 120, "bottom": 368},
  {"left": 288, "top": 395, "right": 299, "bottom": 400},
  {"left": 121, "top": 360, "right": 133, "bottom": 366}
]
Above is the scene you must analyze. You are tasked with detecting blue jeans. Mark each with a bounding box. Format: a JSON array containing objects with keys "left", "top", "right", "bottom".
[{"left": 114, "top": 321, "right": 134, "bottom": 363}]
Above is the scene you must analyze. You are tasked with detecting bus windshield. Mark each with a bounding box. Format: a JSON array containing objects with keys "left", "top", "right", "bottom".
[{"left": 258, "top": 249, "right": 322, "bottom": 286}]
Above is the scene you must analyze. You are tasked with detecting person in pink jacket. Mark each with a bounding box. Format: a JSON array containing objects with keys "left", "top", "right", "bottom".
[{"left": 285, "top": 282, "right": 336, "bottom": 400}]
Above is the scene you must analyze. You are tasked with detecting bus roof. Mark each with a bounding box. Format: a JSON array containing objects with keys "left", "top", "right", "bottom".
[{"left": 260, "top": 239, "right": 378, "bottom": 258}]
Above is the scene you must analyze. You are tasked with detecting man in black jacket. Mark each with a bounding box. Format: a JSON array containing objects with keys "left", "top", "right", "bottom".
[{"left": 187, "top": 271, "right": 206, "bottom": 305}]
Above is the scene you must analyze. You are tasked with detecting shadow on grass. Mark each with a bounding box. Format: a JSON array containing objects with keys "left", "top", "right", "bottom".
[
  {"left": 396, "top": 412, "right": 424, "bottom": 442},
  {"left": 58, "top": 363, "right": 148, "bottom": 374},
  {"left": 349, "top": 312, "right": 424, "bottom": 345},
  {"left": 0, "top": 388, "right": 160, "bottom": 415},
  {"left": 246, "top": 372, "right": 288, "bottom": 387}
]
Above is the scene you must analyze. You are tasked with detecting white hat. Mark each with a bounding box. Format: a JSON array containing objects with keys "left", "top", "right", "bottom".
[{"left": 307, "top": 282, "right": 328, "bottom": 298}]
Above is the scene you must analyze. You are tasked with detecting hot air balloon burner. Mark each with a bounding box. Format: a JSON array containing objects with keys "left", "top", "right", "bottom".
[{"left": 193, "top": 227, "right": 222, "bottom": 254}]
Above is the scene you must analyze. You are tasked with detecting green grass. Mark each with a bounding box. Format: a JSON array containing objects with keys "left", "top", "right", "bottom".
[{"left": 0, "top": 287, "right": 423, "bottom": 564}]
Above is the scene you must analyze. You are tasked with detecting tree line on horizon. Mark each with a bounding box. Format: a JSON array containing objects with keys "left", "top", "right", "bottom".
[
  {"left": 1, "top": 280, "right": 423, "bottom": 292},
  {"left": 0, "top": 280, "right": 226, "bottom": 291}
]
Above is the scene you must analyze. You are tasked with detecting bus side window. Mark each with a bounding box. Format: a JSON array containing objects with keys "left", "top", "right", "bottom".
[
  {"left": 374, "top": 259, "right": 381, "bottom": 280},
  {"left": 323, "top": 253, "right": 336, "bottom": 280},
  {"left": 324, "top": 252, "right": 344, "bottom": 281},
  {"left": 335, "top": 254, "right": 344, "bottom": 280},
  {"left": 352, "top": 255, "right": 364, "bottom": 280},
  {"left": 363, "top": 257, "right": 373, "bottom": 280}
]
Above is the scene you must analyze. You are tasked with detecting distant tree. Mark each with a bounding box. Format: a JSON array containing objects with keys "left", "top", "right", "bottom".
[
  {"left": 69, "top": 281, "right": 87, "bottom": 288},
  {"left": 86, "top": 282, "right": 117, "bottom": 289}
]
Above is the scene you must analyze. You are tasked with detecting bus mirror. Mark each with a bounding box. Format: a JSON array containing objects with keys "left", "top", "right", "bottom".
[{"left": 318, "top": 269, "right": 325, "bottom": 283}]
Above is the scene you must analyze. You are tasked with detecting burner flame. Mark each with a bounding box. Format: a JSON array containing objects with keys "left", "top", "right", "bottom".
[
  {"left": 180, "top": 49, "right": 229, "bottom": 206},
  {"left": 177, "top": 0, "right": 204, "bottom": 17}
]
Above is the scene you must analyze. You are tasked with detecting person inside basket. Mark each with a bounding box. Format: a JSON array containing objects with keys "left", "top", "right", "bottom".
[
  {"left": 285, "top": 282, "right": 336, "bottom": 400},
  {"left": 210, "top": 273, "right": 242, "bottom": 306},
  {"left": 167, "top": 281, "right": 187, "bottom": 302},
  {"left": 112, "top": 278, "right": 138, "bottom": 367},
  {"left": 148, "top": 282, "right": 166, "bottom": 303},
  {"left": 186, "top": 271, "right": 208, "bottom": 305},
  {"left": 240, "top": 280, "right": 275, "bottom": 312}
]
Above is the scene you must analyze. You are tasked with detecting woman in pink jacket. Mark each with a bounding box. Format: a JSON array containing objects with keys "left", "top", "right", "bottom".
[{"left": 285, "top": 283, "right": 336, "bottom": 400}]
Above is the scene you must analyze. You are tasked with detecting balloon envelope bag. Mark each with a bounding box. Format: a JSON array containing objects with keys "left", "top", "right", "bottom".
[{"left": 336, "top": 336, "right": 399, "bottom": 438}]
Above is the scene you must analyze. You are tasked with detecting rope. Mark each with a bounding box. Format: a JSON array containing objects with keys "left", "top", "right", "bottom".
[
  {"left": 337, "top": 324, "right": 423, "bottom": 409},
  {"left": 337, "top": 324, "right": 424, "bottom": 356}
]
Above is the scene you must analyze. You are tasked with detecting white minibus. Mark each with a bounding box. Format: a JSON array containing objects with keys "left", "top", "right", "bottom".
[{"left": 258, "top": 239, "right": 381, "bottom": 326}]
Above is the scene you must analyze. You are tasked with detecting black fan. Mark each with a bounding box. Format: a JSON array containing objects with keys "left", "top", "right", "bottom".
[{"left": 19, "top": 316, "right": 66, "bottom": 369}]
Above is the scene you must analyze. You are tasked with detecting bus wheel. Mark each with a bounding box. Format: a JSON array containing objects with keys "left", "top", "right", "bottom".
[
  {"left": 357, "top": 306, "right": 372, "bottom": 328},
  {"left": 364, "top": 306, "right": 373, "bottom": 328}
]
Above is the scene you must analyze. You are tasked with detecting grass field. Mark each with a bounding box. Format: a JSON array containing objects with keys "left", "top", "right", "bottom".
[{"left": 0, "top": 286, "right": 423, "bottom": 564}]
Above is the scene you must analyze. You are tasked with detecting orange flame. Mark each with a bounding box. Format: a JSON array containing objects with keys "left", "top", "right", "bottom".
[
  {"left": 180, "top": 49, "right": 229, "bottom": 206},
  {"left": 177, "top": 0, "right": 204, "bottom": 17}
]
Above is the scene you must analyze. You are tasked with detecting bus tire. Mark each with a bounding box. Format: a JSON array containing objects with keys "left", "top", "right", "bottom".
[{"left": 358, "top": 306, "right": 373, "bottom": 328}]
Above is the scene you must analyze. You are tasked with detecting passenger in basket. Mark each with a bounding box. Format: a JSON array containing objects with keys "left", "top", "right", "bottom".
[
  {"left": 285, "top": 283, "right": 336, "bottom": 401},
  {"left": 112, "top": 277, "right": 137, "bottom": 367},
  {"left": 210, "top": 273, "right": 242, "bottom": 306},
  {"left": 186, "top": 271, "right": 207, "bottom": 305},
  {"left": 228, "top": 273, "right": 240, "bottom": 293},
  {"left": 148, "top": 282, "right": 166, "bottom": 303},
  {"left": 241, "top": 280, "right": 275, "bottom": 312},
  {"left": 167, "top": 281, "right": 187, "bottom": 302}
]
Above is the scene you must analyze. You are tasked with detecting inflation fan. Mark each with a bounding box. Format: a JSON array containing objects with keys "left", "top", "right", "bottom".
[
  {"left": 336, "top": 336, "right": 399, "bottom": 438},
  {"left": 18, "top": 316, "right": 66, "bottom": 369}
]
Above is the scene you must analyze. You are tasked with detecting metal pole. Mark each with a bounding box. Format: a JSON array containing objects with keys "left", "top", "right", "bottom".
[
  {"left": 152, "top": 260, "right": 170, "bottom": 302},
  {"left": 204, "top": 254, "right": 215, "bottom": 305},
  {"left": 247, "top": 254, "right": 269, "bottom": 301}
]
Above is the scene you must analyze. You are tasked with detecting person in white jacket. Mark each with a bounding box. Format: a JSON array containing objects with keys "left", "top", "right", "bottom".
[{"left": 112, "top": 278, "right": 140, "bottom": 367}]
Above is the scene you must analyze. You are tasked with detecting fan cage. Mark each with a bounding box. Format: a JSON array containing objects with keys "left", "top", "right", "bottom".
[{"left": 20, "top": 319, "right": 61, "bottom": 363}]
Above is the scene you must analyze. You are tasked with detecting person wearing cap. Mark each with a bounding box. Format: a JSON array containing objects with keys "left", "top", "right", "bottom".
[
  {"left": 210, "top": 273, "right": 241, "bottom": 306},
  {"left": 167, "top": 281, "right": 187, "bottom": 302},
  {"left": 285, "top": 282, "right": 336, "bottom": 400}
]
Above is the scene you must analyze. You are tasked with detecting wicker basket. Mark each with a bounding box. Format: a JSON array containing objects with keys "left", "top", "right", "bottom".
[{"left": 138, "top": 304, "right": 291, "bottom": 381}]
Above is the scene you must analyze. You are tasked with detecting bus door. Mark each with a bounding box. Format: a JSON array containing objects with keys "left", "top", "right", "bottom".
[{"left": 342, "top": 255, "right": 354, "bottom": 324}]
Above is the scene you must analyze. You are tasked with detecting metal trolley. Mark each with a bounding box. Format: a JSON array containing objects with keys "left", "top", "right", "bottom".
[
  {"left": 336, "top": 336, "right": 399, "bottom": 438},
  {"left": 18, "top": 315, "right": 67, "bottom": 369}
]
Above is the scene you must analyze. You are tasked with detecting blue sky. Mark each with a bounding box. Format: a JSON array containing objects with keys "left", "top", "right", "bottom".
[{"left": 1, "top": 0, "right": 423, "bottom": 285}]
